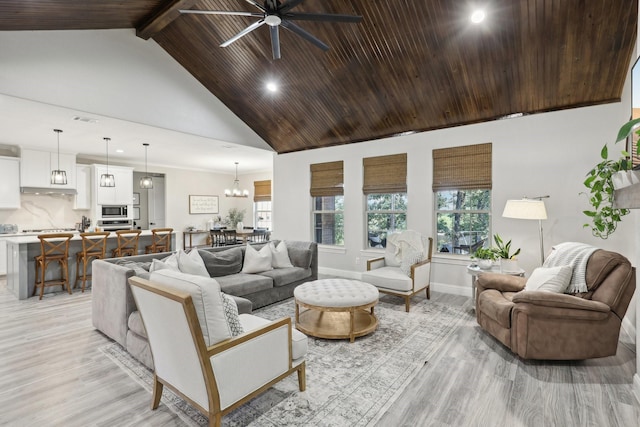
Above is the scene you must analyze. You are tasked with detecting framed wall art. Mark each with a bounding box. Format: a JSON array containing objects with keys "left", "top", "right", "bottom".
[{"left": 189, "top": 195, "right": 219, "bottom": 214}]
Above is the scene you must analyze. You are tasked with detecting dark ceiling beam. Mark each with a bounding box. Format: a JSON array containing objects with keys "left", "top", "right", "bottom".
[{"left": 136, "top": 0, "right": 199, "bottom": 40}]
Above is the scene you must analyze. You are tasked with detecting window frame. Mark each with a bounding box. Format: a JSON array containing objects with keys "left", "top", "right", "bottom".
[
  {"left": 311, "top": 195, "right": 345, "bottom": 246},
  {"left": 254, "top": 200, "right": 272, "bottom": 230},
  {"left": 364, "top": 192, "right": 408, "bottom": 249}
]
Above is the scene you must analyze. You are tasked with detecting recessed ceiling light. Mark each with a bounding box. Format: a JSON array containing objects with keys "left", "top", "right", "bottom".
[
  {"left": 266, "top": 82, "right": 278, "bottom": 93},
  {"left": 116, "top": 149, "right": 124, "bottom": 153},
  {"left": 72, "top": 115, "right": 98, "bottom": 123},
  {"left": 470, "top": 10, "right": 486, "bottom": 23}
]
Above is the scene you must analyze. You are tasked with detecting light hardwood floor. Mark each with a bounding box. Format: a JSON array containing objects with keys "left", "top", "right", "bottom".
[{"left": 0, "top": 278, "right": 638, "bottom": 426}]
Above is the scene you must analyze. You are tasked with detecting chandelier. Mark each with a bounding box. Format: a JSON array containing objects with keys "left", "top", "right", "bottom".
[
  {"left": 50, "top": 129, "right": 67, "bottom": 185},
  {"left": 225, "top": 162, "right": 249, "bottom": 198},
  {"left": 100, "top": 137, "right": 115, "bottom": 187},
  {"left": 139, "top": 143, "right": 153, "bottom": 189}
]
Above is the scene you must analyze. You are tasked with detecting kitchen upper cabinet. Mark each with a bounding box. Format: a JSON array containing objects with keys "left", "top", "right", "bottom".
[
  {"left": 0, "top": 157, "right": 20, "bottom": 209},
  {"left": 20, "top": 148, "right": 76, "bottom": 189},
  {"left": 74, "top": 165, "right": 92, "bottom": 210},
  {"left": 94, "top": 165, "right": 133, "bottom": 206}
]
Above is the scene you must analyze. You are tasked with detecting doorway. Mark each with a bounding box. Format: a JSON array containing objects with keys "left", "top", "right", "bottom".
[{"left": 133, "top": 172, "right": 166, "bottom": 230}]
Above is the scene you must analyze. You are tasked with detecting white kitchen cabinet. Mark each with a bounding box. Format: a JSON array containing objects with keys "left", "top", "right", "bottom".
[
  {"left": 20, "top": 148, "right": 76, "bottom": 189},
  {"left": 0, "top": 157, "right": 20, "bottom": 209},
  {"left": 74, "top": 165, "right": 92, "bottom": 210},
  {"left": 0, "top": 239, "right": 7, "bottom": 275},
  {"left": 94, "top": 165, "right": 134, "bottom": 206}
]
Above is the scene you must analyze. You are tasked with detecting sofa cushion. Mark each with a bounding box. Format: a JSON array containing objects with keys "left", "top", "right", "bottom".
[
  {"left": 270, "top": 241, "right": 294, "bottom": 268},
  {"left": 149, "top": 269, "right": 233, "bottom": 346},
  {"left": 239, "top": 313, "right": 308, "bottom": 360},
  {"left": 127, "top": 310, "right": 147, "bottom": 338},
  {"left": 242, "top": 244, "right": 273, "bottom": 274},
  {"left": 215, "top": 273, "right": 273, "bottom": 297},
  {"left": 259, "top": 267, "right": 311, "bottom": 287},
  {"left": 477, "top": 289, "right": 516, "bottom": 329},
  {"left": 287, "top": 246, "right": 312, "bottom": 269},
  {"left": 199, "top": 247, "right": 243, "bottom": 277},
  {"left": 525, "top": 265, "right": 573, "bottom": 293},
  {"left": 362, "top": 266, "right": 412, "bottom": 292},
  {"left": 176, "top": 249, "right": 209, "bottom": 277},
  {"left": 114, "top": 259, "right": 151, "bottom": 276}
]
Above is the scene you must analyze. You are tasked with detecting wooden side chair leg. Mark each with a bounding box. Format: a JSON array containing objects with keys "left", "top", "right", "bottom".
[
  {"left": 151, "top": 375, "right": 163, "bottom": 410},
  {"left": 297, "top": 361, "right": 306, "bottom": 391},
  {"left": 426, "top": 285, "right": 431, "bottom": 299},
  {"left": 64, "top": 260, "right": 72, "bottom": 295},
  {"left": 39, "top": 260, "right": 46, "bottom": 300},
  {"left": 404, "top": 296, "right": 410, "bottom": 312}
]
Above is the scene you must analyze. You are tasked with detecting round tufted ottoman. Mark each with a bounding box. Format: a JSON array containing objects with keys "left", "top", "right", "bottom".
[{"left": 294, "top": 278, "right": 379, "bottom": 342}]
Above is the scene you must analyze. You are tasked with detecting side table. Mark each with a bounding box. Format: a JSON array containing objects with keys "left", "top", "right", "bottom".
[
  {"left": 183, "top": 230, "right": 210, "bottom": 250},
  {"left": 467, "top": 264, "right": 525, "bottom": 305}
]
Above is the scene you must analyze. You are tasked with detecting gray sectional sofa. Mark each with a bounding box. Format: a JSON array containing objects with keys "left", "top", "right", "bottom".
[{"left": 91, "top": 240, "right": 317, "bottom": 368}]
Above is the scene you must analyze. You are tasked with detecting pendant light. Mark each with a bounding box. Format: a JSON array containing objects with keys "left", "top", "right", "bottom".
[
  {"left": 100, "top": 137, "right": 115, "bottom": 187},
  {"left": 50, "top": 129, "right": 67, "bottom": 185},
  {"left": 139, "top": 143, "right": 153, "bottom": 189},
  {"left": 224, "top": 162, "right": 249, "bottom": 197}
]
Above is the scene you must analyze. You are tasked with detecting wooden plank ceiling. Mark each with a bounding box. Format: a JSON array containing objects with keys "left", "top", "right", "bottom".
[{"left": 0, "top": 0, "right": 637, "bottom": 154}]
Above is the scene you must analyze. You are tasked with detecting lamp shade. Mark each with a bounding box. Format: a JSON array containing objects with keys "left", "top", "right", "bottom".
[{"left": 502, "top": 199, "right": 547, "bottom": 220}]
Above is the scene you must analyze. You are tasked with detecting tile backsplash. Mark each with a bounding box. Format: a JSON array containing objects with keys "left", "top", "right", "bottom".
[{"left": 0, "top": 194, "right": 88, "bottom": 230}]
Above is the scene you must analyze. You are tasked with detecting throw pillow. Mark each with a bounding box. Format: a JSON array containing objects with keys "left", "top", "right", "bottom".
[
  {"left": 177, "top": 249, "right": 209, "bottom": 277},
  {"left": 384, "top": 233, "right": 402, "bottom": 267},
  {"left": 400, "top": 249, "right": 424, "bottom": 276},
  {"left": 221, "top": 293, "right": 244, "bottom": 336},
  {"left": 149, "top": 257, "right": 180, "bottom": 273},
  {"left": 525, "top": 265, "right": 573, "bottom": 293},
  {"left": 270, "top": 241, "right": 294, "bottom": 268},
  {"left": 287, "top": 245, "right": 313, "bottom": 269},
  {"left": 198, "top": 247, "right": 243, "bottom": 277},
  {"left": 149, "top": 269, "right": 232, "bottom": 346},
  {"left": 241, "top": 243, "right": 273, "bottom": 274}
]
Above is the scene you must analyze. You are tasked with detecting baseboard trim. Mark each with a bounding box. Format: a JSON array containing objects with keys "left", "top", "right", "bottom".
[
  {"left": 634, "top": 374, "right": 640, "bottom": 405},
  {"left": 621, "top": 316, "right": 636, "bottom": 346},
  {"left": 431, "top": 281, "right": 470, "bottom": 297},
  {"left": 318, "top": 267, "right": 362, "bottom": 280}
]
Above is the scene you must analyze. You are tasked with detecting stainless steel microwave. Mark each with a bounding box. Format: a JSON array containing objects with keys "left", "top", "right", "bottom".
[{"left": 101, "top": 205, "right": 128, "bottom": 218}]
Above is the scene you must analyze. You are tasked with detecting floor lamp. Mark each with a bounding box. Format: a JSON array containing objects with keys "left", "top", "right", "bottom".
[{"left": 502, "top": 196, "right": 549, "bottom": 265}]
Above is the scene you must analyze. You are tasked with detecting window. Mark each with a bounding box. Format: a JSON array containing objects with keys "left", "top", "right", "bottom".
[
  {"left": 366, "top": 193, "right": 407, "bottom": 247},
  {"left": 433, "top": 143, "right": 492, "bottom": 255},
  {"left": 310, "top": 161, "right": 344, "bottom": 246},
  {"left": 363, "top": 153, "right": 407, "bottom": 248},
  {"left": 253, "top": 180, "right": 272, "bottom": 230}
]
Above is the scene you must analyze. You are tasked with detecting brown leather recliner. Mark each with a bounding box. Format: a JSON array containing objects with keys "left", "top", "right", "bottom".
[{"left": 475, "top": 249, "right": 636, "bottom": 360}]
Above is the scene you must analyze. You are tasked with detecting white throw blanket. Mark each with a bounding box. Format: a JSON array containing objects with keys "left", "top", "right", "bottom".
[
  {"left": 386, "top": 230, "right": 426, "bottom": 264},
  {"left": 543, "top": 242, "right": 598, "bottom": 293}
]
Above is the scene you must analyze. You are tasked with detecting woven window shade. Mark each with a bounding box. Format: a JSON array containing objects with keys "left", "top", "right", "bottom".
[
  {"left": 363, "top": 153, "right": 407, "bottom": 194},
  {"left": 432, "top": 143, "right": 492, "bottom": 191},
  {"left": 253, "top": 180, "right": 271, "bottom": 202},
  {"left": 310, "top": 161, "right": 344, "bottom": 197}
]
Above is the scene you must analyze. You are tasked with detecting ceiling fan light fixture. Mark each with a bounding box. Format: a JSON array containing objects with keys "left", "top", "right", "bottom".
[
  {"left": 265, "top": 15, "right": 281, "bottom": 26},
  {"left": 50, "top": 129, "right": 68, "bottom": 185},
  {"left": 470, "top": 10, "right": 486, "bottom": 23},
  {"left": 266, "top": 82, "right": 278, "bottom": 92}
]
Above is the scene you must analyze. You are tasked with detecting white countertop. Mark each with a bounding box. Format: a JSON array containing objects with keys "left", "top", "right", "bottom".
[{"left": 2, "top": 229, "right": 162, "bottom": 244}]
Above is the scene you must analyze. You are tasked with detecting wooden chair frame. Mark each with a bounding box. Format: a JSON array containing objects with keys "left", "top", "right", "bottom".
[
  {"left": 75, "top": 231, "right": 110, "bottom": 292},
  {"left": 145, "top": 228, "right": 173, "bottom": 254},
  {"left": 128, "top": 277, "right": 306, "bottom": 427},
  {"left": 33, "top": 233, "right": 74, "bottom": 300},
  {"left": 112, "top": 229, "right": 142, "bottom": 258},
  {"left": 210, "top": 229, "right": 225, "bottom": 247}
]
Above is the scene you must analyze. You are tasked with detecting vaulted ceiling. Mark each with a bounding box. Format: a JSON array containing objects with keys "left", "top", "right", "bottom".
[{"left": 0, "top": 0, "right": 637, "bottom": 154}]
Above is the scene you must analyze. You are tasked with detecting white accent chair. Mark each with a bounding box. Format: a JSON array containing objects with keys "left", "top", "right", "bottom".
[
  {"left": 128, "top": 276, "right": 307, "bottom": 427},
  {"left": 362, "top": 234, "right": 433, "bottom": 312}
]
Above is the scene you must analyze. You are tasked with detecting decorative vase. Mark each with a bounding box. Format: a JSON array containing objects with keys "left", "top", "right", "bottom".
[
  {"left": 477, "top": 259, "right": 493, "bottom": 269},
  {"left": 612, "top": 170, "right": 640, "bottom": 190},
  {"left": 500, "top": 258, "right": 519, "bottom": 273},
  {"left": 236, "top": 221, "right": 244, "bottom": 232}
]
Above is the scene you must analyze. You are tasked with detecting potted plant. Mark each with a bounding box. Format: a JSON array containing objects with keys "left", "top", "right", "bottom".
[
  {"left": 224, "top": 208, "right": 246, "bottom": 230},
  {"left": 492, "top": 234, "right": 521, "bottom": 273},
  {"left": 471, "top": 247, "right": 497, "bottom": 269},
  {"left": 582, "top": 118, "right": 638, "bottom": 239}
]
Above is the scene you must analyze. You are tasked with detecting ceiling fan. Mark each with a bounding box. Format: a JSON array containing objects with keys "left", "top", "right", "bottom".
[{"left": 179, "top": 0, "right": 363, "bottom": 60}]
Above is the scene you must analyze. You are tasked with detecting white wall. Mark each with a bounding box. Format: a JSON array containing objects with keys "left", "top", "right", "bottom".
[{"left": 273, "top": 82, "right": 636, "bottom": 334}]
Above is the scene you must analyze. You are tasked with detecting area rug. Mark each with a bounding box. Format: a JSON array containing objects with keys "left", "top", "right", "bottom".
[{"left": 100, "top": 297, "right": 472, "bottom": 426}]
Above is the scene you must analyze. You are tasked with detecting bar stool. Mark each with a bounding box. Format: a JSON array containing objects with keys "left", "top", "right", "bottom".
[
  {"left": 145, "top": 228, "right": 173, "bottom": 253},
  {"left": 75, "top": 231, "right": 110, "bottom": 292},
  {"left": 111, "top": 229, "right": 142, "bottom": 258},
  {"left": 33, "top": 233, "right": 74, "bottom": 300}
]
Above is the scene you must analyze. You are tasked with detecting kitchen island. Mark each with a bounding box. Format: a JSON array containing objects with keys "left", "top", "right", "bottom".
[{"left": 5, "top": 230, "right": 176, "bottom": 300}]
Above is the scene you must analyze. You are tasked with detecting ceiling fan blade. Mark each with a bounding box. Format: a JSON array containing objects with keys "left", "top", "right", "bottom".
[
  {"left": 220, "top": 19, "right": 266, "bottom": 47},
  {"left": 265, "top": 0, "right": 279, "bottom": 12},
  {"left": 281, "top": 20, "right": 329, "bottom": 51},
  {"left": 285, "top": 12, "right": 363, "bottom": 23},
  {"left": 279, "top": 0, "right": 306, "bottom": 14},
  {"left": 244, "top": 0, "right": 266, "bottom": 12},
  {"left": 270, "top": 25, "right": 281, "bottom": 60},
  {"left": 179, "top": 10, "right": 263, "bottom": 18}
]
